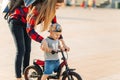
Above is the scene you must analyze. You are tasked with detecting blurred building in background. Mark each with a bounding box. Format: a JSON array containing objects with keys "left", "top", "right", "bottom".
[
  {"left": 110, "top": 0, "right": 120, "bottom": 8},
  {"left": 65, "top": 0, "right": 120, "bottom": 9}
]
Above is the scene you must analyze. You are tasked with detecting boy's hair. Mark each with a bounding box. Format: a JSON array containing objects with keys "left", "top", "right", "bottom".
[{"left": 49, "top": 23, "right": 62, "bottom": 32}]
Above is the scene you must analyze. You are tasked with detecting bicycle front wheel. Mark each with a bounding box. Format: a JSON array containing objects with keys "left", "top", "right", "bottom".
[{"left": 62, "top": 72, "right": 82, "bottom": 80}]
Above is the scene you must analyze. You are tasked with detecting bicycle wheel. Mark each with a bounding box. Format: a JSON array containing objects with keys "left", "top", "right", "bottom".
[
  {"left": 24, "top": 65, "right": 42, "bottom": 80},
  {"left": 62, "top": 72, "right": 82, "bottom": 80}
]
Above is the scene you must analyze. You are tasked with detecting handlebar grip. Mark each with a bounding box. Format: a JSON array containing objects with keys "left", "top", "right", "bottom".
[
  {"left": 51, "top": 49, "right": 65, "bottom": 54},
  {"left": 65, "top": 49, "right": 67, "bottom": 51},
  {"left": 51, "top": 50, "right": 56, "bottom": 54}
]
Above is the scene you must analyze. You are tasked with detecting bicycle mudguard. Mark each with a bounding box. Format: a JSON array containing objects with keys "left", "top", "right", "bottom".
[{"left": 33, "top": 63, "right": 43, "bottom": 74}]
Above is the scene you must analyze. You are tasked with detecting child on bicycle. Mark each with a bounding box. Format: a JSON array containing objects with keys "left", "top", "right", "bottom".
[{"left": 41, "top": 23, "right": 64, "bottom": 80}]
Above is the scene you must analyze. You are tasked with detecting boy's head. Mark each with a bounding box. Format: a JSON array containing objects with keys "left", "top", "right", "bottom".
[{"left": 49, "top": 23, "right": 62, "bottom": 40}]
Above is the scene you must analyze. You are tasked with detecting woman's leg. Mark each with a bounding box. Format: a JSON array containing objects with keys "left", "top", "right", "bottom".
[
  {"left": 9, "top": 20, "right": 25, "bottom": 78},
  {"left": 23, "top": 26, "right": 31, "bottom": 73}
]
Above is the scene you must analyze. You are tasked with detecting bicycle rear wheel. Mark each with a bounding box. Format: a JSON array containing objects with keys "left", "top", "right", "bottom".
[
  {"left": 24, "top": 65, "right": 42, "bottom": 80},
  {"left": 62, "top": 72, "right": 82, "bottom": 80}
]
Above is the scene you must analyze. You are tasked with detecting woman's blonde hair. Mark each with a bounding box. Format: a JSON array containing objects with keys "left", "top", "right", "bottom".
[{"left": 31, "top": 0, "right": 64, "bottom": 32}]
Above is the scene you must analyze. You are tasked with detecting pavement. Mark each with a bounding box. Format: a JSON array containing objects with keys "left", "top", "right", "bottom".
[{"left": 0, "top": 5, "right": 120, "bottom": 80}]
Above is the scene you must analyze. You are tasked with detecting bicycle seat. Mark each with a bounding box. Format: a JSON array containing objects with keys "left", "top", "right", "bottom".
[{"left": 34, "top": 59, "right": 45, "bottom": 66}]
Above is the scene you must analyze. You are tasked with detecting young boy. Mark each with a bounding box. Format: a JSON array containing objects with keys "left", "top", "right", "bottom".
[{"left": 41, "top": 23, "right": 63, "bottom": 80}]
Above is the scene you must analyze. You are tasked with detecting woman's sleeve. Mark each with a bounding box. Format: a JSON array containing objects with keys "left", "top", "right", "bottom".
[
  {"left": 52, "top": 16, "right": 57, "bottom": 24},
  {"left": 26, "top": 7, "right": 44, "bottom": 43}
]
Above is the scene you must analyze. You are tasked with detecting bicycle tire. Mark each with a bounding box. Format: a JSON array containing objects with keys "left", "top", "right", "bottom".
[
  {"left": 24, "top": 65, "right": 42, "bottom": 80},
  {"left": 62, "top": 72, "right": 82, "bottom": 80}
]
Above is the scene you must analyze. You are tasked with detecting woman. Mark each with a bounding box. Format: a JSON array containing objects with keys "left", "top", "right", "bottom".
[
  {"left": 7, "top": 0, "right": 31, "bottom": 80},
  {"left": 26, "top": 0, "right": 70, "bottom": 53}
]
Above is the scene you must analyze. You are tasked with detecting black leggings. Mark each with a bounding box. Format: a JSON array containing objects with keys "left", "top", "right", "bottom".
[{"left": 9, "top": 19, "right": 31, "bottom": 78}]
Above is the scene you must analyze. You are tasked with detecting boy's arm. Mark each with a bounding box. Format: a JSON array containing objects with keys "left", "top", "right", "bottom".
[
  {"left": 59, "top": 39, "right": 70, "bottom": 51},
  {"left": 58, "top": 41, "right": 62, "bottom": 50}
]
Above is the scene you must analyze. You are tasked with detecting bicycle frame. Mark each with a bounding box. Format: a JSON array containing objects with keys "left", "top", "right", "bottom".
[
  {"left": 33, "top": 50, "right": 76, "bottom": 79},
  {"left": 24, "top": 50, "right": 82, "bottom": 80}
]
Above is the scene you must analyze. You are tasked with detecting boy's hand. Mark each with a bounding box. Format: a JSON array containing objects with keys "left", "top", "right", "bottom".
[
  {"left": 41, "top": 39, "right": 52, "bottom": 53},
  {"left": 61, "top": 45, "right": 70, "bottom": 52},
  {"left": 59, "top": 39, "right": 70, "bottom": 52},
  {"left": 63, "top": 45, "right": 70, "bottom": 52}
]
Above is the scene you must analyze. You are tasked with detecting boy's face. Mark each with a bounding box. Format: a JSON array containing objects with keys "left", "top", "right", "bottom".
[{"left": 51, "top": 32, "right": 61, "bottom": 40}]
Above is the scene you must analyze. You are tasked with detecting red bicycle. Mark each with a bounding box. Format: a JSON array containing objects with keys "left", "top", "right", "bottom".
[{"left": 24, "top": 50, "right": 82, "bottom": 80}]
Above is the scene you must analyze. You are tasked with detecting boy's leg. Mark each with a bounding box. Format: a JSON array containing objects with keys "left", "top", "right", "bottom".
[
  {"left": 42, "top": 60, "right": 55, "bottom": 80},
  {"left": 41, "top": 75, "right": 49, "bottom": 80}
]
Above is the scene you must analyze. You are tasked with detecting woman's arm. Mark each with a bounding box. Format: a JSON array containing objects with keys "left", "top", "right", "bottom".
[
  {"left": 26, "top": 6, "right": 44, "bottom": 43},
  {"left": 26, "top": 7, "right": 59, "bottom": 43}
]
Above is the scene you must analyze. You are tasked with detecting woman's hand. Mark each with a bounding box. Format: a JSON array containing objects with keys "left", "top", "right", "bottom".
[{"left": 41, "top": 39, "right": 52, "bottom": 53}]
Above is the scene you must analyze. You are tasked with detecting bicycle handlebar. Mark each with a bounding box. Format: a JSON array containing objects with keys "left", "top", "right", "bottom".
[
  {"left": 51, "top": 50, "right": 62, "bottom": 54},
  {"left": 51, "top": 49, "right": 67, "bottom": 54},
  {"left": 51, "top": 49, "right": 68, "bottom": 61}
]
